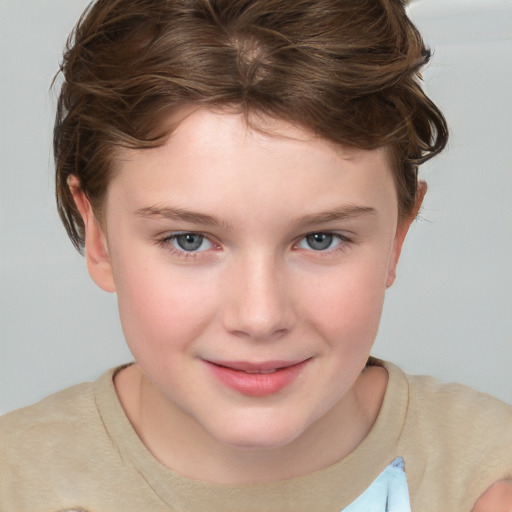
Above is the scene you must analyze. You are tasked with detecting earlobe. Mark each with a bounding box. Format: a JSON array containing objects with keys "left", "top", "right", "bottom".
[
  {"left": 386, "top": 181, "right": 427, "bottom": 288},
  {"left": 67, "top": 175, "right": 116, "bottom": 293}
]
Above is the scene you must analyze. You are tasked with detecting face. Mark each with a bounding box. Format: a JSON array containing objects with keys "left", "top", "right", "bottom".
[{"left": 81, "top": 109, "right": 409, "bottom": 452}]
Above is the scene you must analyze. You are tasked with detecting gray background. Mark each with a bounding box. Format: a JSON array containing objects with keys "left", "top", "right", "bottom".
[{"left": 1, "top": 0, "right": 511, "bottom": 414}]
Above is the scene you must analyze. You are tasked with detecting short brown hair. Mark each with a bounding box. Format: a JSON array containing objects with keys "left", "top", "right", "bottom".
[{"left": 54, "top": 0, "right": 448, "bottom": 252}]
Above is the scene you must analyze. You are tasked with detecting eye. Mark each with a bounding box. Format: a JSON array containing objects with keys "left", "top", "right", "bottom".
[
  {"left": 169, "top": 232, "right": 213, "bottom": 252},
  {"left": 296, "top": 232, "right": 344, "bottom": 251}
]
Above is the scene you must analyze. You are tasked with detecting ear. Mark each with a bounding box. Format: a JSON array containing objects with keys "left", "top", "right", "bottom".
[
  {"left": 68, "top": 175, "right": 116, "bottom": 293},
  {"left": 386, "top": 181, "right": 427, "bottom": 288}
]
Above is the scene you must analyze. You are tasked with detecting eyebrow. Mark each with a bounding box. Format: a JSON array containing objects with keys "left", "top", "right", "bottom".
[
  {"left": 135, "top": 204, "right": 376, "bottom": 229},
  {"left": 135, "top": 205, "right": 232, "bottom": 229},
  {"left": 292, "top": 205, "right": 377, "bottom": 227}
]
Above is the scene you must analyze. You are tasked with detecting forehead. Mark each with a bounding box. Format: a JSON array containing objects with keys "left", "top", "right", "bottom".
[
  {"left": 115, "top": 104, "right": 391, "bottom": 162},
  {"left": 108, "top": 108, "right": 397, "bottom": 219}
]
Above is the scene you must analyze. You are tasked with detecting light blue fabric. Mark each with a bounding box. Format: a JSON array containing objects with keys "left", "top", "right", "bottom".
[{"left": 342, "top": 457, "right": 411, "bottom": 512}]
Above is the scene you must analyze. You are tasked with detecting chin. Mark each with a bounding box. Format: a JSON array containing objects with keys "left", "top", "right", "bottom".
[{"left": 209, "top": 415, "right": 308, "bottom": 452}]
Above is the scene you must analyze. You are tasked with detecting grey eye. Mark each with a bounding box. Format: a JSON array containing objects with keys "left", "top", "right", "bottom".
[
  {"left": 305, "top": 233, "right": 333, "bottom": 251},
  {"left": 174, "top": 233, "right": 204, "bottom": 251}
]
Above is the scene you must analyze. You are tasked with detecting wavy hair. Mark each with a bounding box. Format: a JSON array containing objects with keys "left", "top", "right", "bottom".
[{"left": 54, "top": 0, "right": 448, "bottom": 252}]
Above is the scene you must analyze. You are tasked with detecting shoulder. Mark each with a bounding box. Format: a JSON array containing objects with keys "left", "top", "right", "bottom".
[
  {"left": 383, "top": 362, "right": 512, "bottom": 510},
  {"left": 0, "top": 370, "right": 126, "bottom": 507},
  {"left": 0, "top": 372, "right": 116, "bottom": 476},
  {"left": 0, "top": 379, "right": 104, "bottom": 477},
  {"left": 405, "top": 371, "right": 512, "bottom": 471},
  {"left": 0, "top": 379, "right": 97, "bottom": 441},
  {"left": 404, "top": 370, "right": 512, "bottom": 437},
  {"left": 378, "top": 359, "right": 512, "bottom": 438}
]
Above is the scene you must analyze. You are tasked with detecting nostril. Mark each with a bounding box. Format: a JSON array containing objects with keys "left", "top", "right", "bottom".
[{"left": 227, "top": 326, "right": 290, "bottom": 341}]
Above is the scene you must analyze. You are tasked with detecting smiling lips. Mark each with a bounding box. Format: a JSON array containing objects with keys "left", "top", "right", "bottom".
[{"left": 205, "top": 359, "right": 310, "bottom": 396}]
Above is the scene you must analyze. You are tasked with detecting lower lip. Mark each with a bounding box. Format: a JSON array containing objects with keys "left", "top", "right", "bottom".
[{"left": 205, "top": 360, "right": 309, "bottom": 397}]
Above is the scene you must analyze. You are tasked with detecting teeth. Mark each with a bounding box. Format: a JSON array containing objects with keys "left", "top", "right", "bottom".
[{"left": 244, "top": 369, "right": 278, "bottom": 374}]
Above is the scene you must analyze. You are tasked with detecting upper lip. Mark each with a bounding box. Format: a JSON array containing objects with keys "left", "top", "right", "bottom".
[{"left": 205, "top": 359, "right": 310, "bottom": 372}]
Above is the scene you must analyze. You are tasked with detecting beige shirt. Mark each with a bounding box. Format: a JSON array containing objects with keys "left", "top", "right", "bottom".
[{"left": 1, "top": 360, "right": 511, "bottom": 511}]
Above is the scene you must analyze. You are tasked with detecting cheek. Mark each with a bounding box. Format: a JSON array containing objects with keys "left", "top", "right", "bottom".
[
  {"left": 112, "top": 255, "right": 218, "bottom": 358},
  {"left": 299, "top": 259, "right": 388, "bottom": 349}
]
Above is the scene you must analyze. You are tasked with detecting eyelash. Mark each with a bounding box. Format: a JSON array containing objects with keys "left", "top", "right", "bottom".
[
  {"left": 294, "top": 232, "right": 352, "bottom": 257},
  {"left": 156, "top": 232, "right": 216, "bottom": 259},
  {"left": 156, "top": 231, "right": 353, "bottom": 259}
]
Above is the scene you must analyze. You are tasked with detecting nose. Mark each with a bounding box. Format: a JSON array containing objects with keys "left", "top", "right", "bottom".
[{"left": 221, "top": 253, "right": 297, "bottom": 341}]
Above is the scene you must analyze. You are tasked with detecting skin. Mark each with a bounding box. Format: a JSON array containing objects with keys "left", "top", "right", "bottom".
[
  {"left": 472, "top": 480, "right": 512, "bottom": 512},
  {"left": 69, "top": 108, "right": 512, "bottom": 505}
]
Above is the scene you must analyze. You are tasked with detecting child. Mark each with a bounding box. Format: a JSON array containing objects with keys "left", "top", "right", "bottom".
[{"left": 1, "top": 0, "right": 511, "bottom": 510}]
